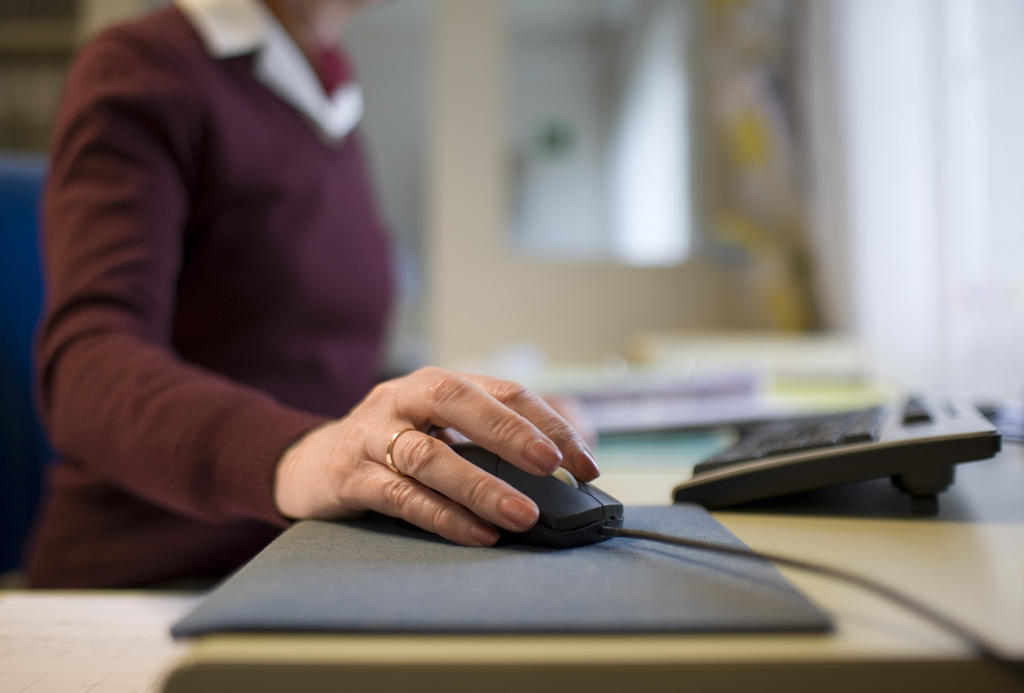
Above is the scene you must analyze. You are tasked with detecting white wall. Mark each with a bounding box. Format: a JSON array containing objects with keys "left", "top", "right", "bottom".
[
  {"left": 803, "top": 0, "right": 1024, "bottom": 397},
  {"left": 507, "top": 22, "right": 612, "bottom": 260}
]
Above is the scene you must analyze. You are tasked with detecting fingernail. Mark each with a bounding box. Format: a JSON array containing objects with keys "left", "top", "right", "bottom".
[
  {"left": 499, "top": 495, "right": 539, "bottom": 530},
  {"left": 576, "top": 450, "right": 601, "bottom": 481},
  {"left": 469, "top": 522, "right": 501, "bottom": 547},
  {"left": 526, "top": 439, "right": 562, "bottom": 473}
]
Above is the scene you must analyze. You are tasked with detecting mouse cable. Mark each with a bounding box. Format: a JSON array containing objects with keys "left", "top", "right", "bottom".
[{"left": 601, "top": 526, "right": 1024, "bottom": 679}]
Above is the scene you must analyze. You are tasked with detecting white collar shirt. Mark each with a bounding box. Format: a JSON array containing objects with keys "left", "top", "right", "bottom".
[{"left": 175, "top": 0, "right": 363, "bottom": 142}]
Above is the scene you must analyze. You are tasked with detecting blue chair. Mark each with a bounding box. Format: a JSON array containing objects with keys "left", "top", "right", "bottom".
[{"left": 0, "top": 152, "right": 50, "bottom": 574}]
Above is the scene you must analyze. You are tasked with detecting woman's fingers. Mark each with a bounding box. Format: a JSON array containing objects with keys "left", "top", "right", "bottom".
[
  {"left": 456, "top": 373, "right": 601, "bottom": 482},
  {"left": 381, "top": 368, "right": 565, "bottom": 476},
  {"left": 360, "top": 463, "right": 503, "bottom": 547},
  {"left": 380, "top": 368, "right": 598, "bottom": 481},
  {"left": 382, "top": 428, "right": 540, "bottom": 532}
]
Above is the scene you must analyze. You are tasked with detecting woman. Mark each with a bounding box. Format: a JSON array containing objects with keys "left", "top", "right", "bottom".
[{"left": 27, "top": 0, "right": 598, "bottom": 588}]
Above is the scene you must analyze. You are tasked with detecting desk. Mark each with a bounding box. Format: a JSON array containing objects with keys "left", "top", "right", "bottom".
[
  {"left": 1, "top": 445, "right": 1020, "bottom": 692},
  {"left": 161, "top": 446, "right": 1024, "bottom": 693},
  {"left": 0, "top": 592, "right": 199, "bottom": 693}
]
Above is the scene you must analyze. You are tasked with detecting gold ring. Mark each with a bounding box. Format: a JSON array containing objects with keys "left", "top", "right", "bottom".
[{"left": 386, "top": 428, "right": 418, "bottom": 476}]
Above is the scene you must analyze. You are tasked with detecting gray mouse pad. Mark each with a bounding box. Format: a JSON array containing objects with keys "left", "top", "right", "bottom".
[{"left": 172, "top": 504, "right": 830, "bottom": 637}]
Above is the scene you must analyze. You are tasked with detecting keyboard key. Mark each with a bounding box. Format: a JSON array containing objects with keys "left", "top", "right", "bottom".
[
  {"left": 840, "top": 406, "right": 885, "bottom": 443},
  {"left": 902, "top": 397, "right": 932, "bottom": 424}
]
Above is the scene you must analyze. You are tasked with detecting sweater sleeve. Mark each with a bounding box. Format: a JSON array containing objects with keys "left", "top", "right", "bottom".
[{"left": 38, "top": 30, "right": 328, "bottom": 527}]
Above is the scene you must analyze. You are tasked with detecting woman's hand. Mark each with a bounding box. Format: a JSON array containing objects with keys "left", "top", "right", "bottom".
[{"left": 273, "top": 367, "right": 601, "bottom": 546}]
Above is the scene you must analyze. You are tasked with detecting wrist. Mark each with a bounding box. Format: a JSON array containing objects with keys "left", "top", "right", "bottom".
[{"left": 273, "top": 420, "right": 333, "bottom": 519}]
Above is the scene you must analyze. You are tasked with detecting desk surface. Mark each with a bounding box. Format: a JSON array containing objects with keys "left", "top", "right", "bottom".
[
  {"left": 162, "top": 446, "right": 1024, "bottom": 693},
  {"left": 2, "top": 444, "right": 1022, "bottom": 693}
]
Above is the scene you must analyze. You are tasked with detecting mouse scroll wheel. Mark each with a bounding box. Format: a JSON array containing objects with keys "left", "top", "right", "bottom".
[{"left": 550, "top": 467, "right": 579, "bottom": 488}]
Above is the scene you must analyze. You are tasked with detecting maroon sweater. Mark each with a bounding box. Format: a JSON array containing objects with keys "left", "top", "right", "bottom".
[{"left": 27, "top": 7, "right": 393, "bottom": 587}]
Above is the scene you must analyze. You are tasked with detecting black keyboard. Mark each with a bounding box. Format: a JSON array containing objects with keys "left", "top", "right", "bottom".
[{"left": 673, "top": 397, "right": 1001, "bottom": 514}]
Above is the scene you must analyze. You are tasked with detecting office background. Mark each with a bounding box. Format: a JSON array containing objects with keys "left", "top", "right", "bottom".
[{"left": 3, "top": 0, "right": 1023, "bottom": 394}]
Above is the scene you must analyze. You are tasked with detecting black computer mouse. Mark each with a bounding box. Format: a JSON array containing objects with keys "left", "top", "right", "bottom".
[{"left": 452, "top": 441, "right": 624, "bottom": 548}]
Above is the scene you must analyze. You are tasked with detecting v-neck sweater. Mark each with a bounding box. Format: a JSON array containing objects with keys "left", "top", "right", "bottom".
[{"left": 27, "top": 6, "right": 394, "bottom": 587}]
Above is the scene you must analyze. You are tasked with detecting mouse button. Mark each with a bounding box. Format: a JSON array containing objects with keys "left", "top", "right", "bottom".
[
  {"left": 578, "top": 482, "right": 625, "bottom": 521},
  {"left": 451, "top": 442, "right": 500, "bottom": 475},
  {"left": 496, "top": 462, "right": 604, "bottom": 531}
]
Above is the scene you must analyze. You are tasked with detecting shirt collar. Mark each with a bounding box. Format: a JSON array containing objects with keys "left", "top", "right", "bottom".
[{"left": 175, "top": 0, "right": 362, "bottom": 142}]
